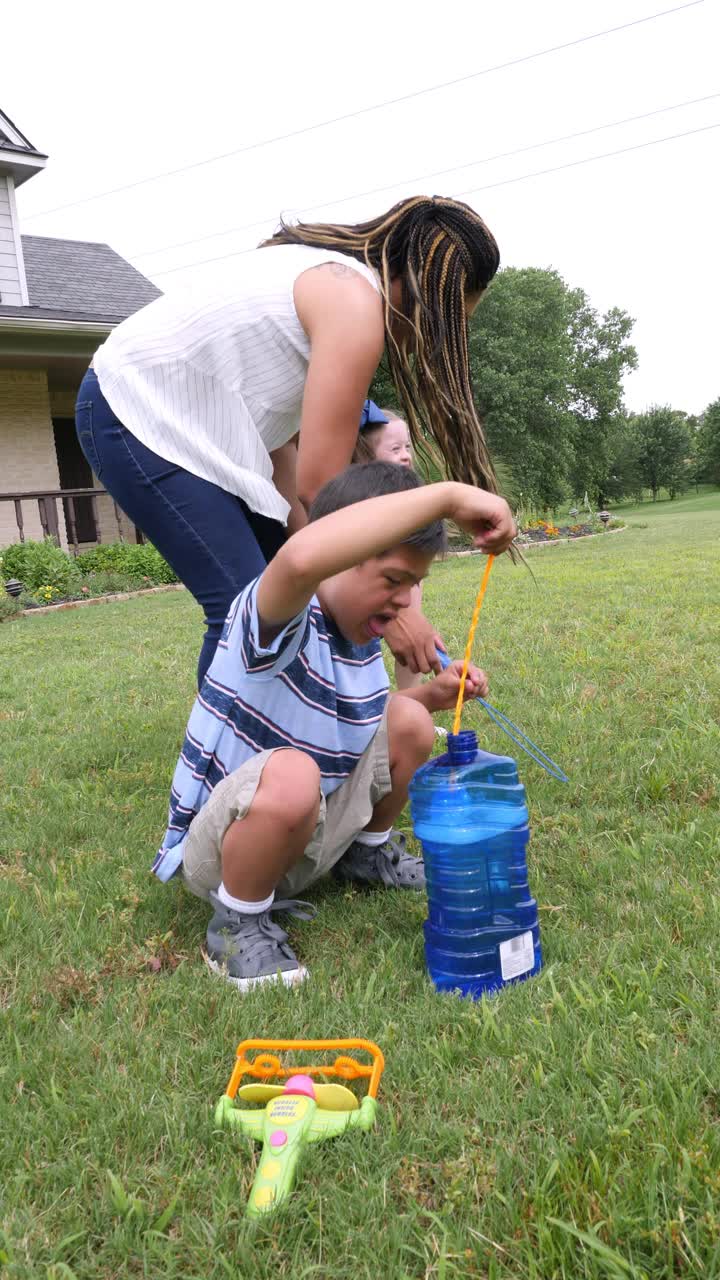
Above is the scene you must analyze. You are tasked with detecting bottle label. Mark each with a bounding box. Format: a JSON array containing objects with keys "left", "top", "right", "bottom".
[{"left": 499, "top": 931, "right": 535, "bottom": 981}]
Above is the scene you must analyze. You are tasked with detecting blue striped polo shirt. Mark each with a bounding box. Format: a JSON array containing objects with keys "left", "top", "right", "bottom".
[{"left": 152, "top": 577, "right": 389, "bottom": 881}]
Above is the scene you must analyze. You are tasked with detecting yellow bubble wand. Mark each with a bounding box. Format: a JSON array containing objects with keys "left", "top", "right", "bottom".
[{"left": 451, "top": 554, "right": 495, "bottom": 736}]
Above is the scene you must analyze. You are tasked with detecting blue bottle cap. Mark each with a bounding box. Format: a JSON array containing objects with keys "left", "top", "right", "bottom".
[{"left": 446, "top": 729, "right": 478, "bottom": 765}]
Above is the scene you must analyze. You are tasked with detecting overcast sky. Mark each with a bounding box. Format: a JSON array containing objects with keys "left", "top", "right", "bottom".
[{"left": 4, "top": 0, "right": 719, "bottom": 414}]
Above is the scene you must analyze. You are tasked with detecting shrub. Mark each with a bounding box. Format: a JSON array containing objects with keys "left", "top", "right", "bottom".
[
  {"left": 74, "top": 542, "right": 178, "bottom": 585},
  {"left": 0, "top": 538, "right": 81, "bottom": 596},
  {"left": 0, "top": 593, "right": 21, "bottom": 621},
  {"left": 2, "top": 540, "right": 35, "bottom": 583},
  {"left": 1, "top": 537, "right": 178, "bottom": 601},
  {"left": 82, "top": 571, "right": 144, "bottom": 596},
  {"left": 14, "top": 570, "right": 156, "bottom": 608}
]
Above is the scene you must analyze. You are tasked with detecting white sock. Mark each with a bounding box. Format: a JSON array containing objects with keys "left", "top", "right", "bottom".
[
  {"left": 217, "top": 883, "right": 275, "bottom": 915},
  {"left": 354, "top": 827, "right": 392, "bottom": 848}
]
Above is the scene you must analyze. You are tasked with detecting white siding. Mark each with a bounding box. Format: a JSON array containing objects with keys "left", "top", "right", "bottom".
[{"left": 0, "top": 176, "right": 27, "bottom": 306}]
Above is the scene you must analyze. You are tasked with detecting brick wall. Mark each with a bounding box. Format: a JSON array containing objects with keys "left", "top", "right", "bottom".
[
  {"left": 0, "top": 376, "right": 139, "bottom": 553},
  {"left": 0, "top": 369, "right": 69, "bottom": 549}
]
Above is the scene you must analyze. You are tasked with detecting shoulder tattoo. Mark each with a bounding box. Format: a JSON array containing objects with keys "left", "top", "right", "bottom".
[{"left": 309, "top": 261, "right": 359, "bottom": 279}]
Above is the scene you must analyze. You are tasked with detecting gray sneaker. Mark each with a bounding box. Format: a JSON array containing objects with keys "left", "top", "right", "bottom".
[
  {"left": 205, "top": 895, "right": 316, "bottom": 992},
  {"left": 334, "top": 832, "right": 426, "bottom": 891}
]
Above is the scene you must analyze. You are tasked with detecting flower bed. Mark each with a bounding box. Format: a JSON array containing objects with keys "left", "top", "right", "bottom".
[
  {"left": 1, "top": 581, "right": 186, "bottom": 622},
  {"left": 446, "top": 516, "right": 625, "bottom": 554},
  {"left": 516, "top": 518, "right": 624, "bottom": 545},
  {"left": 17, "top": 571, "right": 156, "bottom": 609},
  {"left": 1, "top": 538, "right": 179, "bottom": 619}
]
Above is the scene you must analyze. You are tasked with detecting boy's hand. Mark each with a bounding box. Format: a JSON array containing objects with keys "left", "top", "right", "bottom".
[
  {"left": 426, "top": 660, "right": 488, "bottom": 713},
  {"left": 450, "top": 485, "right": 516, "bottom": 554}
]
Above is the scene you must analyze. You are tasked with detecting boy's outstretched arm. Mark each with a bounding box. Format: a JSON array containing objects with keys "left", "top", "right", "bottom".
[{"left": 256, "top": 482, "right": 515, "bottom": 630}]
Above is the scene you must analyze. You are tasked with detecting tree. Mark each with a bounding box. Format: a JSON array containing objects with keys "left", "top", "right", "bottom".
[
  {"left": 602, "top": 416, "right": 644, "bottom": 502},
  {"left": 372, "top": 266, "right": 638, "bottom": 510},
  {"left": 566, "top": 295, "right": 637, "bottom": 506},
  {"left": 469, "top": 267, "right": 575, "bottom": 509},
  {"left": 369, "top": 355, "right": 397, "bottom": 414},
  {"left": 633, "top": 406, "right": 692, "bottom": 500},
  {"left": 696, "top": 398, "right": 720, "bottom": 484}
]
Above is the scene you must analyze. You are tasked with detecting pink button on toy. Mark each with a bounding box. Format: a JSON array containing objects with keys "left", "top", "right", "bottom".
[
  {"left": 283, "top": 1074, "right": 316, "bottom": 1099},
  {"left": 270, "top": 1129, "right": 288, "bottom": 1149}
]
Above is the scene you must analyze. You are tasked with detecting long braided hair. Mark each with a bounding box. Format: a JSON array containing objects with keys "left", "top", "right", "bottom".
[{"left": 260, "top": 195, "right": 501, "bottom": 493}]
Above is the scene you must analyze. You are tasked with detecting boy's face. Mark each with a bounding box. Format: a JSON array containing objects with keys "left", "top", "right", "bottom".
[{"left": 317, "top": 545, "right": 433, "bottom": 646}]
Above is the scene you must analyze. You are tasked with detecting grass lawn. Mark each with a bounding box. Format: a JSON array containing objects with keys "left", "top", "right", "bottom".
[{"left": 1, "top": 490, "right": 719, "bottom": 1280}]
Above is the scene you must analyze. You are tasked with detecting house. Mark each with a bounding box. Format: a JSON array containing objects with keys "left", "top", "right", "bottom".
[{"left": 0, "top": 107, "right": 161, "bottom": 551}]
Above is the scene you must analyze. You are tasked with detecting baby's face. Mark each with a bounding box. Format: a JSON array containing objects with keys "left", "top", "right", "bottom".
[{"left": 373, "top": 419, "right": 413, "bottom": 468}]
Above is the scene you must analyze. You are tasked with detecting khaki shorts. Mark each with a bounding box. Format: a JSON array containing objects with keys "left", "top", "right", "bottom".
[{"left": 181, "top": 708, "right": 391, "bottom": 900}]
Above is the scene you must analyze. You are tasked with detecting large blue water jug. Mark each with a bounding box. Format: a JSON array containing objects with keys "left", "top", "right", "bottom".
[{"left": 409, "top": 729, "right": 542, "bottom": 998}]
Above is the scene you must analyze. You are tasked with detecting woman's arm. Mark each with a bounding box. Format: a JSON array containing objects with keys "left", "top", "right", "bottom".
[
  {"left": 269, "top": 440, "right": 307, "bottom": 536},
  {"left": 293, "top": 264, "right": 385, "bottom": 511}
]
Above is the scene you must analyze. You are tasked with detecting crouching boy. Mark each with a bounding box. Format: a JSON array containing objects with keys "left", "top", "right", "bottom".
[{"left": 153, "top": 462, "right": 515, "bottom": 990}]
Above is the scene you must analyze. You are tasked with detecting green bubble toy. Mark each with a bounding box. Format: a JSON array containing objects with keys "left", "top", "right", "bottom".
[{"left": 215, "top": 1038, "right": 385, "bottom": 1218}]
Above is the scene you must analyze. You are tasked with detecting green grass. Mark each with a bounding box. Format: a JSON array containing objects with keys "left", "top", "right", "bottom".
[
  {"left": 607, "top": 488, "right": 720, "bottom": 520},
  {"left": 555, "top": 484, "right": 720, "bottom": 524},
  {"left": 1, "top": 490, "right": 719, "bottom": 1280}
]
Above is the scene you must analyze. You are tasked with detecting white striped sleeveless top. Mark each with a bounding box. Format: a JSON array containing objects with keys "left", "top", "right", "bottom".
[{"left": 92, "top": 244, "right": 381, "bottom": 524}]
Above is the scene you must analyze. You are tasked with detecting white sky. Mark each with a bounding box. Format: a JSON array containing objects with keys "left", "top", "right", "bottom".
[{"left": 5, "top": 0, "right": 719, "bottom": 414}]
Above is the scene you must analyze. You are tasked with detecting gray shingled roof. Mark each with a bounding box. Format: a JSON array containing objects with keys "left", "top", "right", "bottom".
[{"left": 0, "top": 236, "right": 161, "bottom": 324}]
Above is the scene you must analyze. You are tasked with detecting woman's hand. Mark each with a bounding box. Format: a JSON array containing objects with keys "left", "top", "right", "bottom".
[
  {"left": 425, "top": 660, "right": 488, "bottom": 713},
  {"left": 383, "top": 608, "right": 447, "bottom": 675}
]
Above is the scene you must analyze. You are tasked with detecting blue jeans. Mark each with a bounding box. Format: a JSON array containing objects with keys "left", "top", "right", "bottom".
[{"left": 75, "top": 367, "right": 287, "bottom": 686}]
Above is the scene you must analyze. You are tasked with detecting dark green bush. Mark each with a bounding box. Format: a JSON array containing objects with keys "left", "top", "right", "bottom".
[
  {"left": 0, "top": 538, "right": 81, "bottom": 596},
  {"left": 74, "top": 542, "right": 178, "bottom": 584},
  {"left": 1, "top": 538, "right": 178, "bottom": 598}
]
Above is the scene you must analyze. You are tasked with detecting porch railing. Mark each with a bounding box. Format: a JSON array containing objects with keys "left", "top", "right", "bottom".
[{"left": 0, "top": 488, "right": 143, "bottom": 555}]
